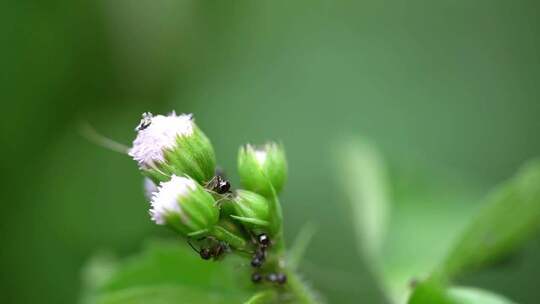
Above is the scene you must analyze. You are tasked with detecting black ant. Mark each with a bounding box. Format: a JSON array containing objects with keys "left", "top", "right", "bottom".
[
  {"left": 250, "top": 233, "right": 271, "bottom": 268},
  {"left": 252, "top": 271, "right": 287, "bottom": 285},
  {"left": 206, "top": 175, "right": 231, "bottom": 195},
  {"left": 257, "top": 233, "right": 271, "bottom": 248},
  {"left": 250, "top": 233, "right": 287, "bottom": 285},
  {"left": 135, "top": 112, "right": 153, "bottom": 131},
  {"left": 188, "top": 237, "right": 228, "bottom": 261},
  {"left": 251, "top": 272, "right": 263, "bottom": 283},
  {"left": 251, "top": 248, "right": 265, "bottom": 268}
]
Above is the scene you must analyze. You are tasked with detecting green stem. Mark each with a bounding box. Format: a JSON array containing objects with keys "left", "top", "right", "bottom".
[
  {"left": 240, "top": 178, "right": 316, "bottom": 303},
  {"left": 271, "top": 231, "right": 317, "bottom": 303},
  {"left": 285, "top": 269, "right": 319, "bottom": 304}
]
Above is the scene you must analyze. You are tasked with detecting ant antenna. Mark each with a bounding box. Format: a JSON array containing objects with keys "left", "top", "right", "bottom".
[{"left": 79, "top": 122, "right": 130, "bottom": 155}]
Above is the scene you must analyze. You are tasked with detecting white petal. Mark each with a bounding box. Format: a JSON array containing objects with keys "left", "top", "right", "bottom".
[
  {"left": 129, "top": 113, "right": 194, "bottom": 168},
  {"left": 149, "top": 175, "right": 196, "bottom": 225},
  {"left": 254, "top": 150, "right": 268, "bottom": 166}
]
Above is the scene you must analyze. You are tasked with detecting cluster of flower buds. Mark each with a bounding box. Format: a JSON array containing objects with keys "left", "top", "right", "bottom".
[{"left": 129, "top": 112, "right": 288, "bottom": 267}]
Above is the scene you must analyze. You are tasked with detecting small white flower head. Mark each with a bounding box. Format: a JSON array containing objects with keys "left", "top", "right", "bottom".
[
  {"left": 238, "top": 142, "right": 287, "bottom": 197},
  {"left": 149, "top": 175, "right": 219, "bottom": 235},
  {"left": 149, "top": 175, "right": 197, "bottom": 225},
  {"left": 129, "top": 112, "right": 194, "bottom": 168},
  {"left": 128, "top": 112, "right": 216, "bottom": 184}
]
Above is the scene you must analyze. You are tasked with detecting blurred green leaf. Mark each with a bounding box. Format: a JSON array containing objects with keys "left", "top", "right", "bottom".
[
  {"left": 95, "top": 285, "right": 242, "bottom": 304},
  {"left": 436, "top": 160, "right": 540, "bottom": 281},
  {"left": 409, "top": 160, "right": 540, "bottom": 304},
  {"left": 243, "top": 290, "right": 277, "bottom": 304},
  {"left": 408, "top": 284, "right": 516, "bottom": 304},
  {"left": 337, "top": 139, "right": 390, "bottom": 260},
  {"left": 447, "top": 287, "right": 516, "bottom": 304},
  {"left": 80, "top": 252, "right": 119, "bottom": 304},
  {"left": 407, "top": 281, "right": 455, "bottom": 304},
  {"left": 337, "top": 139, "right": 482, "bottom": 303},
  {"left": 287, "top": 222, "right": 317, "bottom": 271},
  {"left": 80, "top": 239, "right": 252, "bottom": 304}
]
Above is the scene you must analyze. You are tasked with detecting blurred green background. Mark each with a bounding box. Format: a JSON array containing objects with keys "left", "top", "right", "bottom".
[{"left": 2, "top": 1, "right": 540, "bottom": 303}]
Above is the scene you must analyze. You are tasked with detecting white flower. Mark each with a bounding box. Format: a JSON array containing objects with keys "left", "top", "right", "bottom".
[
  {"left": 149, "top": 175, "right": 196, "bottom": 225},
  {"left": 129, "top": 112, "right": 194, "bottom": 168}
]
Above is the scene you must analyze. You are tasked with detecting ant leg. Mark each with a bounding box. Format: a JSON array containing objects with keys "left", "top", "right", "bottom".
[
  {"left": 213, "top": 194, "right": 234, "bottom": 207},
  {"left": 188, "top": 238, "right": 212, "bottom": 260},
  {"left": 187, "top": 239, "right": 201, "bottom": 255}
]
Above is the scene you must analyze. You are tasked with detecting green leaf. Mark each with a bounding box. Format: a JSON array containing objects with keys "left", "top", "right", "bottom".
[
  {"left": 80, "top": 252, "right": 119, "bottom": 304},
  {"left": 243, "top": 290, "right": 277, "bottom": 304},
  {"left": 407, "top": 281, "right": 455, "bottom": 304},
  {"left": 447, "top": 287, "right": 516, "bottom": 304},
  {"left": 336, "top": 139, "right": 481, "bottom": 303},
  {"left": 287, "top": 222, "right": 317, "bottom": 271},
  {"left": 336, "top": 139, "right": 390, "bottom": 260},
  {"left": 409, "top": 284, "right": 516, "bottom": 304},
  {"left": 80, "top": 239, "right": 252, "bottom": 304},
  {"left": 95, "top": 285, "right": 243, "bottom": 304},
  {"left": 409, "top": 161, "right": 540, "bottom": 304},
  {"left": 436, "top": 160, "right": 540, "bottom": 281}
]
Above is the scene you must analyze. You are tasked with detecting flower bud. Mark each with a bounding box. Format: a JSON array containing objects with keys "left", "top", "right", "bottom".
[
  {"left": 129, "top": 112, "right": 216, "bottom": 184},
  {"left": 238, "top": 142, "right": 287, "bottom": 197},
  {"left": 150, "top": 175, "right": 219, "bottom": 236},
  {"left": 231, "top": 190, "right": 270, "bottom": 230}
]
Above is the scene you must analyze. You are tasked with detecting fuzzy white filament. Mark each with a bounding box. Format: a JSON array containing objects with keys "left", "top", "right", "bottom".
[
  {"left": 149, "top": 175, "right": 196, "bottom": 225},
  {"left": 254, "top": 149, "right": 268, "bottom": 166},
  {"left": 129, "top": 113, "right": 194, "bottom": 168}
]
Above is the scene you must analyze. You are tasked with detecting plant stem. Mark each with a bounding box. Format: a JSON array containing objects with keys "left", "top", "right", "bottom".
[
  {"left": 272, "top": 231, "right": 317, "bottom": 303},
  {"left": 285, "top": 269, "right": 319, "bottom": 304}
]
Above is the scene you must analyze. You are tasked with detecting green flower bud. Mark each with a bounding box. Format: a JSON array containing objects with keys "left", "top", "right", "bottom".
[
  {"left": 150, "top": 175, "right": 219, "bottom": 236},
  {"left": 231, "top": 190, "right": 271, "bottom": 230},
  {"left": 238, "top": 142, "right": 287, "bottom": 197},
  {"left": 130, "top": 112, "right": 216, "bottom": 185}
]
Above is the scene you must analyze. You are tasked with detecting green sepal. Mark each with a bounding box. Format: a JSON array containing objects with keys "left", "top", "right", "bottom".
[
  {"left": 237, "top": 142, "right": 287, "bottom": 197},
  {"left": 143, "top": 126, "right": 216, "bottom": 185},
  {"left": 187, "top": 229, "right": 209, "bottom": 238},
  {"left": 231, "top": 190, "right": 273, "bottom": 232},
  {"left": 163, "top": 180, "right": 220, "bottom": 236},
  {"left": 210, "top": 225, "right": 247, "bottom": 250},
  {"left": 230, "top": 215, "right": 270, "bottom": 227}
]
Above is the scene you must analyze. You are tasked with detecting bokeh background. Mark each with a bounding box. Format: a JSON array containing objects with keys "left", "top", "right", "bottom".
[{"left": 2, "top": 1, "right": 540, "bottom": 303}]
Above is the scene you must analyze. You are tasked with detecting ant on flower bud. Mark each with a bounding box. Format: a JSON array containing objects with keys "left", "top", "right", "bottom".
[
  {"left": 251, "top": 248, "right": 266, "bottom": 268},
  {"left": 251, "top": 273, "right": 263, "bottom": 283},
  {"left": 206, "top": 175, "right": 231, "bottom": 194},
  {"left": 135, "top": 112, "right": 153, "bottom": 131},
  {"left": 257, "top": 233, "right": 271, "bottom": 248},
  {"left": 188, "top": 238, "right": 228, "bottom": 261},
  {"left": 250, "top": 233, "right": 271, "bottom": 269}
]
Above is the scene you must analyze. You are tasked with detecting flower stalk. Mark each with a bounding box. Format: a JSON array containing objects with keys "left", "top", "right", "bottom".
[{"left": 128, "top": 112, "right": 318, "bottom": 303}]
